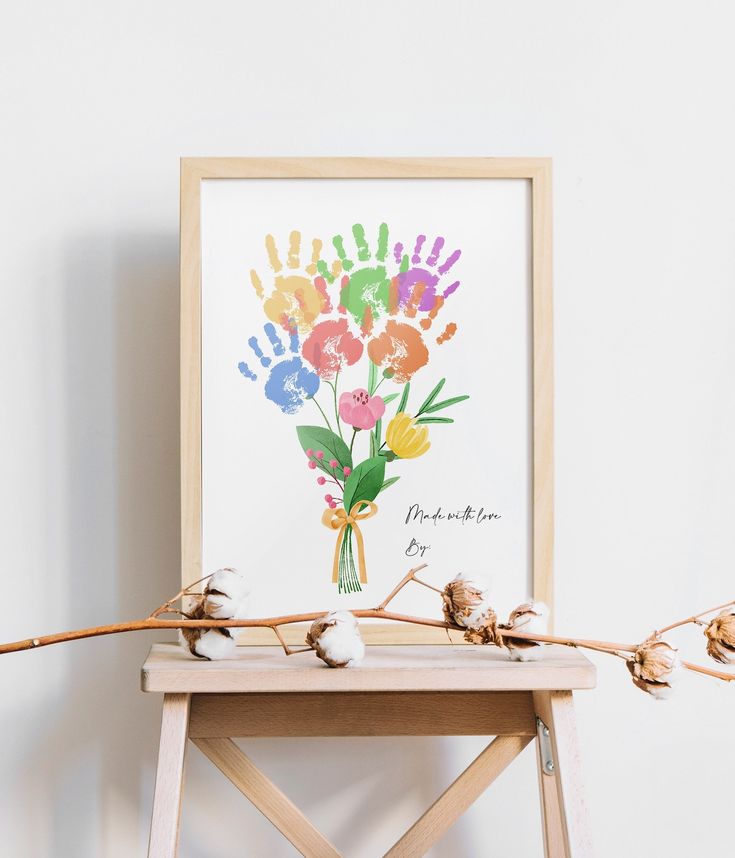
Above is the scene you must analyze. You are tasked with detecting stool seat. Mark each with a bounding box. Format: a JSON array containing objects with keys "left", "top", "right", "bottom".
[{"left": 141, "top": 642, "right": 596, "bottom": 693}]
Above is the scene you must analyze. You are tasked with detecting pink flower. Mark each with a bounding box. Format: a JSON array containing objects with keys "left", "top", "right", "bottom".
[
  {"left": 302, "top": 319, "right": 363, "bottom": 379},
  {"left": 338, "top": 388, "right": 386, "bottom": 431}
]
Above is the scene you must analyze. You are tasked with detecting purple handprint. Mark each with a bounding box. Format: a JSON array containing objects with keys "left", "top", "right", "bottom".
[{"left": 392, "top": 235, "right": 461, "bottom": 313}]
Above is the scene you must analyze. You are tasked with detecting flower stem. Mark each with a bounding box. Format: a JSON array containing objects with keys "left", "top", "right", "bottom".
[
  {"left": 311, "top": 397, "right": 333, "bottom": 432},
  {"left": 346, "top": 526, "right": 360, "bottom": 592},
  {"left": 350, "top": 428, "right": 358, "bottom": 456},
  {"left": 329, "top": 371, "right": 343, "bottom": 440}
]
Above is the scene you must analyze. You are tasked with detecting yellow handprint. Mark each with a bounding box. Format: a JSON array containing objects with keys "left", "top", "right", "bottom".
[{"left": 250, "top": 231, "right": 342, "bottom": 333}]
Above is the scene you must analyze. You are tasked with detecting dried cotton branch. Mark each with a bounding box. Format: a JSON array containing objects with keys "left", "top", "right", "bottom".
[{"left": 1, "top": 565, "right": 734, "bottom": 695}]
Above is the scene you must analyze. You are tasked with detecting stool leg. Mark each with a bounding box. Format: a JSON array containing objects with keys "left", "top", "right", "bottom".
[
  {"left": 533, "top": 691, "right": 593, "bottom": 858},
  {"left": 148, "top": 693, "right": 191, "bottom": 858},
  {"left": 535, "top": 728, "right": 566, "bottom": 857}
]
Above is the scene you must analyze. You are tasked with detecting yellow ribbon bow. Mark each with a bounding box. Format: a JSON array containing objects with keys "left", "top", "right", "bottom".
[{"left": 321, "top": 501, "right": 378, "bottom": 584}]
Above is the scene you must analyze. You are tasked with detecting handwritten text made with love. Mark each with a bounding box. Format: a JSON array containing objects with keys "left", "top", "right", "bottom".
[{"left": 403, "top": 504, "right": 501, "bottom": 558}]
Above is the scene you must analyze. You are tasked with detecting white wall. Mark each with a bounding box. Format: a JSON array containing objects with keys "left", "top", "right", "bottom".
[{"left": 1, "top": 1, "right": 734, "bottom": 855}]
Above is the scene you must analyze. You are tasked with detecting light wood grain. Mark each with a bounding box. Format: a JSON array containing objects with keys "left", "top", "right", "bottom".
[
  {"left": 180, "top": 160, "right": 202, "bottom": 587},
  {"left": 534, "top": 691, "right": 593, "bottom": 857},
  {"left": 141, "top": 643, "right": 595, "bottom": 694},
  {"left": 188, "top": 690, "right": 536, "bottom": 737},
  {"left": 147, "top": 693, "right": 190, "bottom": 858},
  {"left": 181, "top": 156, "right": 551, "bottom": 180},
  {"left": 180, "top": 157, "right": 554, "bottom": 641},
  {"left": 532, "top": 159, "right": 554, "bottom": 617},
  {"left": 193, "top": 738, "right": 340, "bottom": 858},
  {"left": 384, "top": 735, "right": 534, "bottom": 857}
]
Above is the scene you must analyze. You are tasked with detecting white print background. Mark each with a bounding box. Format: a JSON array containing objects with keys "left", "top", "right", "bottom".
[{"left": 201, "top": 178, "right": 532, "bottom": 619}]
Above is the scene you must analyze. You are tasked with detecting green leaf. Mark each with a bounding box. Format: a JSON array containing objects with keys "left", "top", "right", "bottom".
[
  {"left": 397, "top": 382, "right": 410, "bottom": 414},
  {"left": 374, "top": 417, "right": 382, "bottom": 450},
  {"left": 416, "top": 416, "right": 454, "bottom": 424},
  {"left": 382, "top": 393, "right": 400, "bottom": 405},
  {"left": 343, "top": 457, "right": 385, "bottom": 512},
  {"left": 296, "top": 426, "right": 352, "bottom": 478},
  {"left": 368, "top": 360, "right": 378, "bottom": 395},
  {"left": 423, "top": 394, "right": 470, "bottom": 413},
  {"left": 380, "top": 476, "right": 401, "bottom": 492},
  {"left": 417, "top": 378, "right": 446, "bottom": 415}
]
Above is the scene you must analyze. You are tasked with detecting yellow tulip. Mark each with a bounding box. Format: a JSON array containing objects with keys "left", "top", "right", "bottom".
[{"left": 385, "top": 412, "right": 431, "bottom": 459}]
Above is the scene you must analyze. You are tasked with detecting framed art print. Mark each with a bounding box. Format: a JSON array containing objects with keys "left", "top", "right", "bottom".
[{"left": 181, "top": 158, "right": 553, "bottom": 641}]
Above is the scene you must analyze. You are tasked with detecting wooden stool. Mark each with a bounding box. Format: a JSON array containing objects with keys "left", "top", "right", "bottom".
[{"left": 142, "top": 643, "right": 595, "bottom": 857}]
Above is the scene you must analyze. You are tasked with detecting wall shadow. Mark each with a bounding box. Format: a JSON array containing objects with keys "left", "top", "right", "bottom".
[{"left": 22, "top": 233, "right": 181, "bottom": 855}]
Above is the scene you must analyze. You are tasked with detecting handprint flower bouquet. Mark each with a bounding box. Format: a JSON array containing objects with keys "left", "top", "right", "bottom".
[{"left": 238, "top": 224, "right": 469, "bottom": 593}]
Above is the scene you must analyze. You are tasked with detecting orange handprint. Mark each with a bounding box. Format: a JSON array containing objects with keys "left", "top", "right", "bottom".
[
  {"left": 367, "top": 275, "right": 457, "bottom": 383},
  {"left": 366, "top": 320, "right": 429, "bottom": 383}
]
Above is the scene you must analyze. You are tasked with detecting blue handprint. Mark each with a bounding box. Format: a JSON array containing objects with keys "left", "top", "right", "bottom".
[{"left": 238, "top": 322, "right": 319, "bottom": 415}]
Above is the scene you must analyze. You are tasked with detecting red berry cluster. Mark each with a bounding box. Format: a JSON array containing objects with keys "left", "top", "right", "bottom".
[{"left": 305, "top": 448, "right": 350, "bottom": 509}]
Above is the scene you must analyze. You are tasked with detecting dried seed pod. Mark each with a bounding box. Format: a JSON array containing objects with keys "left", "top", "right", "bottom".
[
  {"left": 306, "top": 610, "right": 365, "bottom": 668},
  {"left": 202, "top": 567, "right": 250, "bottom": 619},
  {"left": 627, "top": 639, "right": 681, "bottom": 699},
  {"left": 704, "top": 609, "right": 735, "bottom": 664},
  {"left": 177, "top": 569, "right": 247, "bottom": 661},
  {"left": 191, "top": 628, "right": 236, "bottom": 660},
  {"left": 463, "top": 607, "right": 505, "bottom": 647},
  {"left": 179, "top": 601, "right": 236, "bottom": 660},
  {"left": 502, "top": 601, "right": 550, "bottom": 662},
  {"left": 442, "top": 573, "right": 492, "bottom": 630}
]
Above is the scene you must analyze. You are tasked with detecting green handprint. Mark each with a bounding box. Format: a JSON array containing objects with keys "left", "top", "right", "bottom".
[{"left": 317, "top": 223, "right": 391, "bottom": 334}]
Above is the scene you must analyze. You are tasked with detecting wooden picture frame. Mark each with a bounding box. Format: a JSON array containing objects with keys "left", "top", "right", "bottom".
[{"left": 181, "top": 158, "right": 553, "bottom": 643}]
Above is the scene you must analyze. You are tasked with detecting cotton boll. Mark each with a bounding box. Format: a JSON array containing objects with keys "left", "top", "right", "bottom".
[
  {"left": 206, "top": 567, "right": 249, "bottom": 600},
  {"left": 442, "top": 573, "right": 493, "bottom": 630},
  {"left": 627, "top": 639, "right": 682, "bottom": 699},
  {"left": 179, "top": 601, "right": 207, "bottom": 656},
  {"left": 704, "top": 609, "right": 735, "bottom": 664},
  {"left": 193, "top": 629, "right": 236, "bottom": 661},
  {"left": 508, "top": 601, "right": 549, "bottom": 636},
  {"left": 306, "top": 611, "right": 365, "bottom": 668},
  {"left": 202, "top": 567, "right": 250, "bottom": 619},
  {"left": 504, "top": 601, "right": 550, "bottom": 662}
]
